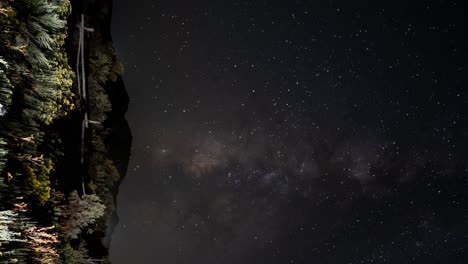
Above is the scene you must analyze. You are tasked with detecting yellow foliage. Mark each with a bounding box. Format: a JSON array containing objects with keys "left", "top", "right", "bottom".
[{"left": 25, "top": 163, "right": 52, "bottom": 205}]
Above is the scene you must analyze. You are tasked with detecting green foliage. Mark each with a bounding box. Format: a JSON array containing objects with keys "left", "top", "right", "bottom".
[
  {"left": 59, "top": 242, "right": 97, "bottom": 264},
  {"left": 91, "top": 133, "right": 119, "bottom": 182},
  {"left": 85, "top": 38, "right": 126, "bottom": 222},
  {"left": 0, "top": 211, "right": 26, "bottom": 243},
  {"left": 1, "top": 210, "right": 60, "bottom": 263},
  {"left": 0, "top": 0, "right": 75, "bottom": 186},
  {"left": 41, "top": 131, "right": 65, "bottom": 164},
  {"left": 61, "top": 191, "right": 106, "bottom": 240},
  {"left": 1, "top": 0, "right": 126, "bottom": 261},
  {"left": 59, "top": 243, "right": 88, "bottom": 264},
  {"left": 88, "top": 44, "right": 123, "bottom": 123},
  {"left": 6, "top": 0, "right": 75, "bottom": 125},
  {"left": 25, "top": 162, "right": 52, "bottom": 205},
  {"left": 88, "top": 49, "right": 113, "bottom": 123},
  {"left": 0, "top": 138, "right": 8, "bottom": 172},
  {"left": 89, "top": 87, "right": 112, "bottom": 123},
  {"left": 88, "top": 132, "right": 120, "bottom": 218},
  {"left": 59, "top": 241, "right": 107, "bottom": 264},
  {"left": 111, "top": 60, "right": 124, "bottom": 81},
  {"left": 0, "top": 210, "right": 34, "bottom": 264},
  {"left": 0, "top": 57, "right": 14, "bottom": 116}
]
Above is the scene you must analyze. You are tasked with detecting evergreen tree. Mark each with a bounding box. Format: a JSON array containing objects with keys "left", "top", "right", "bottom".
[
  {"left": 0, "top": 57, "right": 14, "bottom": 117},
  {"left": 0, "top": 138, "right": 7, "bottom": 172},
  {"left": 10, "top": 0, "right": 75, "bottom": 125},
  {"left": 0, "top": 210, "right": 33, "bottom": 263},
  {"left": 61, "top": 191, "right": 106, "bottom": 240}
]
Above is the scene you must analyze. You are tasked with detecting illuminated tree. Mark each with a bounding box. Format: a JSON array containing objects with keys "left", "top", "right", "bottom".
[
  {"left": 9, "top": 0, "right": 75, "bottom": 125},
  {"left": 61, "top": 191, "right": 106, "bottom": 240},
  {"left": 59, "top": 242, "right": 106, "bottom": 264},
  {"left": 0, "top": 138, "right": 7, "bottom": 172},
  {"left": 24, "top": 225, "right": 59, "bottom": 263},
  {"left": 0, "top": 210, "right": 30, "bottom": 263},
  {"left": 25, "top": 163, "right": 52, "bottom": 205}
]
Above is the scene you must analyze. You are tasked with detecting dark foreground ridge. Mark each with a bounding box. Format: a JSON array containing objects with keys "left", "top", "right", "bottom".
[{"left": 70, "top": 0, "right": 132, "bottom": 252}]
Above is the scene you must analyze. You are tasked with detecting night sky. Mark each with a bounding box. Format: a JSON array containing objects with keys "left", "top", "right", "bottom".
[{"left": 109, "top": 1, "right": 467, "bottom": 263}]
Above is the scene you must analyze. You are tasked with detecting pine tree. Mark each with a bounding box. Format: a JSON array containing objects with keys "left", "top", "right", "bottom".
[
  {"left": 0, "top": 57, "right": 14, "bottom": 117},
  {"left": 0, "top": 138, "right": 8, "bottom": 172},
  {"left": 0, "top": 210, "right": 32, "bottom": 263},
  {"left": 61, "top": 191, "right": 106, "bottom": 240},
  {"left": 9, "top": 0, "right": 75, "bottom": 125},
  {"left": 24, "top": 163, "right": 52, "bottom": 205}
]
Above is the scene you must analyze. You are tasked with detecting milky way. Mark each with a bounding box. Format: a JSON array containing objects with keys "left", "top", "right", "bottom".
[{"left": 110, "top": 1, "right": 467, "bottom": 263}]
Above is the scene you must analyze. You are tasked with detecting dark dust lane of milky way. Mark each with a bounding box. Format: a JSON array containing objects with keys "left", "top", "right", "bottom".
[{"left": 110, "top": 1, "right": 467, "bottom": 263}]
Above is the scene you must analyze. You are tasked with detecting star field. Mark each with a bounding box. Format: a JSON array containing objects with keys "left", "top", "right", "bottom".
[{"left": 110, "top": 1, "right": 467, "bottom": 263}]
